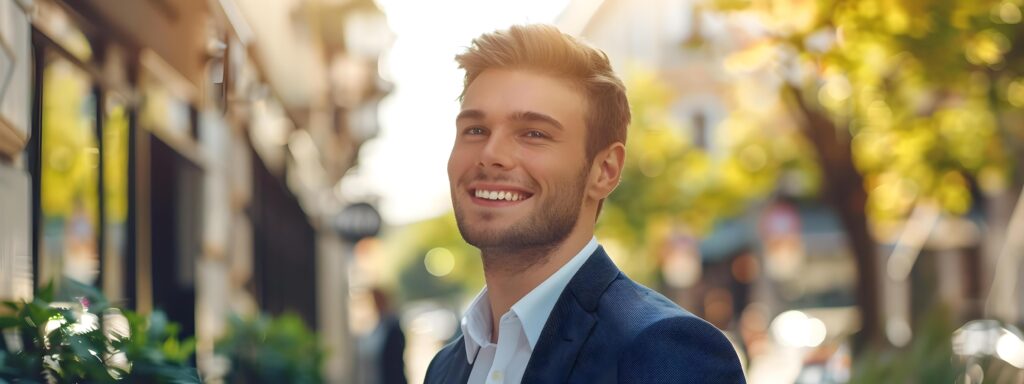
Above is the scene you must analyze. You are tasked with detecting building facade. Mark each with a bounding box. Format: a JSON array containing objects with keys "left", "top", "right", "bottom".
[{"left": 0, "top": 0, "right": 390, "bottom": 382}]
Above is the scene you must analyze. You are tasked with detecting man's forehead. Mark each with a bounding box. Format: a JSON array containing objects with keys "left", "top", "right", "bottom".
[
  {"left": 464, "top": 69, "right": 581, "bottom": 99},
  {"left": 459, "top": 69, "right": 586, "bottom": 125}
]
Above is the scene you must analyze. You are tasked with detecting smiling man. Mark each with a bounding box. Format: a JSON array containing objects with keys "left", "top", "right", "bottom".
[{"left": 425, "top": 24, "right": 746, "bottom": 384}]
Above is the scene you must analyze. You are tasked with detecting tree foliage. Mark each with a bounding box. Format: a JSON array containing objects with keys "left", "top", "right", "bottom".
[
  {"left": 723, "top": 0, "right": 1023, "bottom": 219},
  {"left": 707, "top": 0, "right": 1024, "bottom": 348},
  {"left": 379, "top": 214, "right": 483, "bottom": 304},
  {"left": 598, "top": 68, "right": 820, "bottom": 284}
]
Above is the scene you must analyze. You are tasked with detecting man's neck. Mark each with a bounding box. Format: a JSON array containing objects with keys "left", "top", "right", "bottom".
[{"left": 480, "top": 228, "right": 594, "bottom": 343}]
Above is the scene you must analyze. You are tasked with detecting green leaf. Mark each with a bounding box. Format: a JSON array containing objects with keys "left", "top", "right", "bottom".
[{"left": 0, "top": 317, "right": 20, "bottom": 329}]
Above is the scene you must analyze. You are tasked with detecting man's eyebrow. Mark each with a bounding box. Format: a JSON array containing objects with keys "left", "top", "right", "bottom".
[
  {"left": 509, "top": 110, "right": 564, "bottom": 131},
  {"left": 456, "top": 109, "right": 485, "bottom": 122},
  {"left": 457, "top": 109, "right": 564, "bottom": 131}
]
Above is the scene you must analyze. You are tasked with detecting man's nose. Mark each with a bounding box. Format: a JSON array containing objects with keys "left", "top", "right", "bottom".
[{"left": 478, "top": 133, "right": 516, "bottom": 169}]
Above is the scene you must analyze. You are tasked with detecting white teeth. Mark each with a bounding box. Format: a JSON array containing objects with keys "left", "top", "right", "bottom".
[{"left": 475, "top": 189, "right": 527, "bottom": 201}]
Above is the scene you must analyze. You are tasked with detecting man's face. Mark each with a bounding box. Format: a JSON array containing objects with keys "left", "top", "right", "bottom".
[{"left": 448, "top": 69, "right": 592, "bottom": 251}]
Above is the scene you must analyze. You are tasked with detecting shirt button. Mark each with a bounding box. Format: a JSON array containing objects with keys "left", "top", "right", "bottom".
[{"left": 491, "top": 370, "right": 504, "bottom": 382}]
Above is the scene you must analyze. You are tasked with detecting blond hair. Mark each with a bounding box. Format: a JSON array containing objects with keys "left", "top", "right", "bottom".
[{"left": 455, "top": 24, "right": 630, "bottom": 161}]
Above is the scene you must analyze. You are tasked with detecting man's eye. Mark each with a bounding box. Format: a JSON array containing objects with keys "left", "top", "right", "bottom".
[
  {"left": 525, "top": 130, "right": 547, "bottom": 138},
  {"left": 464, "top": 127, "right": 485, "bottom": 135}
]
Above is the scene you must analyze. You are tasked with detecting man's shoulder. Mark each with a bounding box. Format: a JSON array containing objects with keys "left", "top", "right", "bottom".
[
  {"left": 424, "top": 335, "right": 466, "bottom": 382},
  {"left": 594, "top": 275, "right": 699, "bottom": 335},
  {"left": 428, "top": 335, "right": 465, "bottom": 364},
  {"left": 572, "top": 247, "right": 727, "bottom": 346},
  {"left": 593, "top": 276, "right": 746, "bottom": 382}
]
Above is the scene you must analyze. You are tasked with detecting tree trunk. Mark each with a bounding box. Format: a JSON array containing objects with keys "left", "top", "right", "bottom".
[{"left": 786, "top": 86, "right": 884, "bottom": 352}]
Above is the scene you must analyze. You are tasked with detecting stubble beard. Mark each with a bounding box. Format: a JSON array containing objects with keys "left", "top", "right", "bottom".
[{"left": 453, "top": 165, "right": 589, "bottom": 275}]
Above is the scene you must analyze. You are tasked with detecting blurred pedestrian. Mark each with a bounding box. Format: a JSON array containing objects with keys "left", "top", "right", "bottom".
[
  {"left": 423, "top": 24, "right": 746, "bottom": 383},
  {"left": 357, "top": 287, "right": 407, "bottom": 384}
]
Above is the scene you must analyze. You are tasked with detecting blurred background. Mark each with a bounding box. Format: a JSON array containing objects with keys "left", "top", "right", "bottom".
[{"left": 1, "top": 0, "right": 1024, "bottom": 383}]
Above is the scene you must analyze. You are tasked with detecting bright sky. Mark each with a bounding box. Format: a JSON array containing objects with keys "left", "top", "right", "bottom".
[{"left": 355, "top": 0, "right": 572, "bottom": 225}]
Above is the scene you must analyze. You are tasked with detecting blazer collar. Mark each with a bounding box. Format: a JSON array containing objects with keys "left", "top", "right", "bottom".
[
  {"left": 565, "top": 245, "right": 621, "bottom": 312},
  {"left": 521, "top": 245, "right": 621, "bottom": 383},
  {"left": 441, "top": 336, "right": 474, "bottom": 384}
]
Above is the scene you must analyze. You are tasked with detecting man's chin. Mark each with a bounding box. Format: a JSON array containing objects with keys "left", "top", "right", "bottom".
[
  {"left": 457, "top": 221, "right": 534, "bottom": 247},
  {"left": 458, "top": 228, "right": 511, "bottom": 249}
]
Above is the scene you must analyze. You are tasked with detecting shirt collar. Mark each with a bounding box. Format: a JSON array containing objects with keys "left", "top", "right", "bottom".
[
  {"left": 460, "top": 237, "right": 599, "bottom": 363},
  {"left": 460, "top": 286, "right": 492, "bottom": 364},
  {"left": 512, "top": 237, "right": 598, "bottom": 349}
]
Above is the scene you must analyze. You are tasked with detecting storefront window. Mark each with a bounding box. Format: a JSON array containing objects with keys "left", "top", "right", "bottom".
[{"left": 39, "top": 54, "right": 100, "bottom": 286}]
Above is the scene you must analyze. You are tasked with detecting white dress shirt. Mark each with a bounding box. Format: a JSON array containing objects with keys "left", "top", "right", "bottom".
[{"left": 460, "top": 237, "right": 599, "bottom": 384}]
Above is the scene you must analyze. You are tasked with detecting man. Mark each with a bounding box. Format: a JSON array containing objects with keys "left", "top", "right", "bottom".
[
  {"left": 357, "top": 287, "right": 407, "bottom": 384},
  {"left": 425, "top": 24, "right": 746, "bottom": 383}
]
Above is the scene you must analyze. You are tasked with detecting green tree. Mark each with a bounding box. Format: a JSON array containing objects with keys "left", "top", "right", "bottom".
[
  {"left": 380, "top": 214, "right": 483, "bottom": 304},
  {"left": 713, "top": 0, "right": 1023, "bottom": 347},
  {"left": 598, "top": 68, "right": 820, "bottom": 285}
]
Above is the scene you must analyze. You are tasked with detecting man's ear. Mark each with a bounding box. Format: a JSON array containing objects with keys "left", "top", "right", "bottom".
[{"left": 588, "top": 142, "right": 626, "bottom": 201}]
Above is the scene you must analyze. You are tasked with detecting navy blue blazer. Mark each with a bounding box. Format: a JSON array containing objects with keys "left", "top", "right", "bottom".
[{"left": 424, "top": 246, "right": 746, "bottom": 383}]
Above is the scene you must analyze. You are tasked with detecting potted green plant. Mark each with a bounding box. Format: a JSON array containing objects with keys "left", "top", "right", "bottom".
[
  {"left": 0, "top": 280, "right": 200, "bottom": 383},
  {"left": 215, "top": 313, "right": 325, "bottom": 384}
]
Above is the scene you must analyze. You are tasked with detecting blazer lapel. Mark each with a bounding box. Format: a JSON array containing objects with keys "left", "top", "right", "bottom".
[
  {"left": 521, "top": 246, "right": 621, "bottom": 383},
  {"left": 440, "top": 336, "right": 474, "bottom": 384}
]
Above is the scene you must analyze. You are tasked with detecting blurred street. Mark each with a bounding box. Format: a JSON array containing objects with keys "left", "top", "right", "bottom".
[{"left": 1, "top": 0, "right": 1024, "bottom": 383}]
